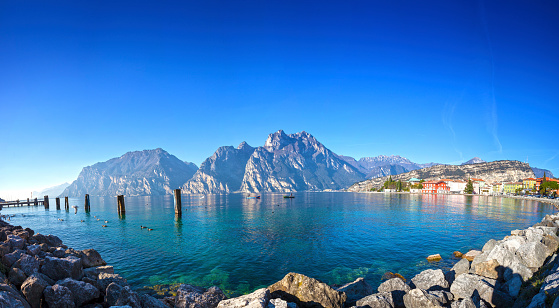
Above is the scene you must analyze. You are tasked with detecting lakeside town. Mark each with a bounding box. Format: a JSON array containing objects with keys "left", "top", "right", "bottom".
[{"left": 375, "top": 175, "right": 559, "bottom": 198}]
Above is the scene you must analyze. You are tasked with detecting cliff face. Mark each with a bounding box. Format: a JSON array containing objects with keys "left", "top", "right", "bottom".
[
  {"left": 239, "top": 131, "right": 365, "bottom": 192},
  {"left": 347, "top": 160, "right": 536, "bottom": 192},
  {"left": 339, "top": 155, "right": 439, "bottom": 179},
  {"left": 62, "top": 148, "right": 198, "bottom": 197},
  {"left": 181, "top": 142, "right": 255, "bottom": 194}
]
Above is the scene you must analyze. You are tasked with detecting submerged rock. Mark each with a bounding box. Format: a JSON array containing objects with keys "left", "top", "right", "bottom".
[{"left": 268, "top": 273, "right": 346, "bottom": 308}]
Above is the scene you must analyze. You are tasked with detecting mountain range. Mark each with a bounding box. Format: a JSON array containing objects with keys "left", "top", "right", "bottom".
[{"left": 59, "top": 130, "right": 556, "bottom": 196}]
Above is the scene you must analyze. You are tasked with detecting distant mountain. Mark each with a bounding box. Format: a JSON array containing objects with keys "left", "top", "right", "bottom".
[
  {"left": 62, "top": 148, "right": 198, "bottom": 197},
  {"left": 31, "top": 182, "right": 70, "bottom": 198},
  {"left": 339, "top": 155, "right": 439, "bottom": 179},
  {"left": 532, "top": 167, "right": 555, "bottom": 179},
  {"left": 182, "top": 142, "right": 256, "bottom": 194},
  {"left": 239, "top": 131, "right": 365, "bottom": 192},
  {"left": 461, "top": 157, "right": 486, "bottom": 165},
  {"left": 348, "top": 160, "right": 535, "bottom": 192}
]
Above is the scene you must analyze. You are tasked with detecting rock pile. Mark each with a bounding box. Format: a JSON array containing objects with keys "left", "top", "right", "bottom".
[{"left": 0, "top": 220, "right": 167, "bottom": 308}]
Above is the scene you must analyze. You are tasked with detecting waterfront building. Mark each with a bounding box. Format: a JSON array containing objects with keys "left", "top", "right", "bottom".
[
  {"left": 503, "top": 182, "right": 523, "bottom": 194},
  {"left": 408, "top": 178, "right": 421, "bottom": 185},
  {"left": 536, "top": 177, "right": 559, "bottom": 191},
  {"left": 523, "top": 178, "right": 537, "bottom": 191},
  {"left": 443, "top": 179, "right": 467, "bottom": 194},
  {"left": 422, "top": 180, "right": 450, "bottom": 194},
  {"left": 471, "top": 178, "right": 487, "bottom": 195},
  {"left": 492, "top": 183, "right": 503, "bottom": 195}
]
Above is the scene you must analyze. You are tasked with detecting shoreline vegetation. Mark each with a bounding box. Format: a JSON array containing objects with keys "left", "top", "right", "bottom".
[{"left": 1, "top": 196, "right": 558, "bottom": 307}]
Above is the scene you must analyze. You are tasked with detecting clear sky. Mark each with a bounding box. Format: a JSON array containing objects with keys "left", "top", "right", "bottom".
[{"left": 1, "top": 1, "right": 558, "bottom": 198}]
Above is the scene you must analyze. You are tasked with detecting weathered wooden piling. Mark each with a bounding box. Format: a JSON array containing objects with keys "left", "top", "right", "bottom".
[
  {"left": 117, "top": 195, "right": 125, "bottom": 215},
  {"left": 27, "top": 198, "right": 30, "bottom": 205},
  {"left": 56, "top": 197, "right": 61, "bottom": 210},
  {"left": 65, "top": 197, "right": 69, "bottom": 210},
  {"left": 85, "top": 194, "right": 90, "bottom": 212},
  {"left": 34, "top": 198, "right": 38, "bottom": 206},
  {"left": 174, "top": 189, "right": 182, "bottom": 216},
  {"left": 44, "top": 195, "right": 49, "bottom": 209}
]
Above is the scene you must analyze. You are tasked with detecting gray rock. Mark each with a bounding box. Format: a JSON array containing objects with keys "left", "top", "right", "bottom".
[
  {"left": 410, "top": 269, "right": 448, "bottom": 291},
  {"left": 105, "top": 282, "right": 142, "bottom": 308},
  {"left": 427, "top": 290, "right": 453, "bottom": 306},
  {"left": 267, "top": 298, "right": 297, "bottom": 308},
  {"left": 58, "top": 277, "right": 100, "bottom": 306},
  {"left": 485, "top": 244, "right": 520, "bottom": 268},
  {"left": 0, "top": 283, "right": 32, "bottom": 308},
  {"left": 268, "top": 273, "right": 346, "bottom": 308},
  {"left": 541, "top": 271, "right": 559, "bottom": 297},
  {"left": 81, "top": 248, "right": 107, "bottom": 268},
  {"left": 84, "top": 265, "right": 114, "bottom": 279},
  {"left": 501, "top": 236, "right": 526, "bottom": 252},
  {"left": 469, "top": 252, "right": 489, "bottom": 269},
  {"left": 450, "top": 274, "right": 495, "bottom": 300},
  {"left": 503, "top": 262, "right": 533, "bottom": 282},
  {"left": 7, "top": 234, "right": 25, "bottom": 250},
  {"left": 542, "top": 234, "right": 559, "bottom": 255},
  {"left": 452, "top": 259, "right": 471, "bottom": 278},
  {"left": 44, "top": 284, "right": 75, "bottom": 308},
  {"left": 21, "top": 275, "right": 49, "bottom": 308},
  {"left": 335, "top": 278, "right": 374, "bottom": 306},
  {"left": 97, "top": 273, "right": 128, "bottom": 293},
  {"left": 141, "top": 293, "right": 170, "bottom": 308},
  {"left": 15, "top": 254, "right": 40, "bottom": 276},
  {"left": 553, "top": 295, "right": 559, "bottom": 308},
  {"left": 526, "top": 292, "right": 546, "bottom": 308},
  {"left": 9, "top": 267, "right": 28, "bottom": 287},
  {"left": 217, "top": 288, "right": 269, "bottom": 308},
  {"left": 2, "top": 249, "right": 25, "bottom": 267},
  {"left": 41, "top": 256, "right": 83, "bottom": 281},
  {"left": 504, "top": 275, "right": 522, "bottom": 298},
  {"left": 402, "top": 289, "right": 443, "bottom": 308},
  {"left": 475, "top": 279, "right": 513, "bottom": 308},
  {"left": 516, "top": 242, "right": 549, "bottom": 268},
  {"left": 30, "top": 233, "right": 62, "bottom": 247},
  {"left": 482, "top": 239, "right": 498, "bottom": 253},
  {"left": 377, "top": 278, "right": 410, "bottom": 308},
  {"left": 463, "top": 250, "right": 482, "bottom": 262},
  {"left": 355, "top": 292, "right": 394, "bottom": 308},
  {"left": 26, "top": 245, "right": 41, "bottom": 256},
  {"left": 175, "top": 284, "right": 227, "bottom": 308},
  {"left": 0, "top": 242, "right": 10, "bottom": 256},
  {"left": 53, "top": 247, "right": 66, "bottom": 258}
]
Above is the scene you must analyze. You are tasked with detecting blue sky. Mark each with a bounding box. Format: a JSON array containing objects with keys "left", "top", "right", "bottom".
[{"left": 1, "top": 1, "right": 558, "bottom": 198}]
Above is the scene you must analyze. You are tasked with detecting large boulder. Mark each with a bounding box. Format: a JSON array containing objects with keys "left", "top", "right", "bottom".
[
  {"left": 485, "top": 244, "right": 520, "bottom": 268},
  {"left": 2, "top": 249, "right": 25, "bottom": 267},
  {"left": 14, "top": 254, "right": 40, "bottom": 276},
  {"left": 217, "top": 288, "right": 270, "bottom": 308},
  {"left": 503, "top": 262, "right": 533, "bottom": 282},
  {"left": 542, "top": 235, "right": 559, "bottom": 255},
  {"left": 141, "top": 293, "right": 170, "bottom": 308},
  {"left": 355, "top": 292, "right": 394, "bottom": 308},
  {"left": 268, "top": 273, "right": 346, "bottom": 308},
  {"left": 21, "top": 275, "right": 49, "bottom": 308},
  {"left": 377, "top": 278, "right": 410, "bottom": 308},
  {"left": 268, "top": 298, "right": 297, "bottom": 308},
  {"left": 57, "top": 277, "right": 100, "bottom": 307},
  {"left": 29, "top": 233, "right": 62, "bottom": 248},
  {"left": 482, "top": 239, "right": 498, "bottom": 253},
  {"left": 410, "top": 269, "right": 449, "bottom": 291},
  {"left": 471, "top": 259, "right": 501, "bottom": 280},
  {"left": 450, "top": 274, "right": 512, "bottom": 307},
  {"left": 504, "top": 275, "right": 522, "bottom": 298},
  {"left": 402, "top": 289, "right": 444, "bottom": 308},
  {"left": 40, "top": 256, "right": 83, "bottom": 281},
  {"left": 26, "top": 245, "right": 41, "bottom": 256},
  {"left": 516, "top": 242, "right": 549, "bottom": 268},
  {"left": 451, "top": 259, "right": 470, "bottom": 278},
  {"left": 43, "top": 284, "right": 75, "bottom": 308},
  {"left": 97, "top": 272, "right": 128, "bottom": 293},
  {"left": 0, "top": 283, "right": 31, "bottom": 308},
  {"left": 81, "top": 249, "right": 106, "bottom": 268},
  {"left": 8, "top": 267, "right": 28, "bottom": 287},
  {"left": 105, "top": 282, "right": 142, "bottom": 308},
  {"left": 450, "top": 274, "right": 492, "bottom": 300},
  {"left": 83, "top": 265, "right": 114, "bottom": 279},
  {"left": 6, "top": 234, "right": 25, "bottom": 250},
  {"left": 335, "top": 278, "right": 374, "bottom": 306},
  {"left": 463, "top": 250, "right": 482, "bottom": 262},
  {"left": 175, "top": 284, "right": 227, "bottom": 308}
]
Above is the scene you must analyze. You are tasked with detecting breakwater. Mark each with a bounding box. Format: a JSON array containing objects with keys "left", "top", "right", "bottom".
[{"left": 1, "top": 206, "right": 559, "bottom": 307}]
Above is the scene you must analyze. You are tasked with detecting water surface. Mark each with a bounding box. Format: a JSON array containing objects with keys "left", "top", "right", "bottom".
[{"left": 3, "top": 192, "right": 555, "bottom": 295}]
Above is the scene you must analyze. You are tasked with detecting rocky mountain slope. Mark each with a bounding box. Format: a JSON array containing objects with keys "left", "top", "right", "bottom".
[
  {"left": 532, "top": 167, "right": 555, "bottom": 179},
  {"left": 239, "top": 131, "right": 365, "bottom": 192},
  {"left": 62, "top": 148, "right": 198, "bottom": 197},
  {"left": 339, "top": 155, "right": 438, "bottom": 179},
  {"left": 33, "top": 182, "right": 70, "bottom": 198},
  {"left": 182, "top": 142, "right": 255, "bottom": 194},
  {"left": 347, "top": 160, "right": 535, "bottom": 192}
]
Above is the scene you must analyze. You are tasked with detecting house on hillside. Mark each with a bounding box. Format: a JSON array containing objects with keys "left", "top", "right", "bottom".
[
  {"left": 408, "top": 178, "right": 421, "bottom": 185},
  {"left": 422, "top": 180, "right": 450, "bottom": 194}
]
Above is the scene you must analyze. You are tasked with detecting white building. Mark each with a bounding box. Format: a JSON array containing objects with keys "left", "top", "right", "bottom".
[{"left": 444, "top": 179, "right": 467, "bottom": 194}]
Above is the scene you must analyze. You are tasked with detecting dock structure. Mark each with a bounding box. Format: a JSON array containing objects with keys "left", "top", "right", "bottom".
[
  {"left": 0, "top": 198, "right": 47, "bottom": 207},
  {"left": 174, "top": 189, "right": 182, "bottom": 216},
  {"left": 117, "top": 195, "right": 125, "bottom": 216}
]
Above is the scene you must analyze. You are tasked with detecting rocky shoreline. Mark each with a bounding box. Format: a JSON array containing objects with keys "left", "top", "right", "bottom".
[{"left": 2, "top": 213, "right": 559, "bottom": 308}]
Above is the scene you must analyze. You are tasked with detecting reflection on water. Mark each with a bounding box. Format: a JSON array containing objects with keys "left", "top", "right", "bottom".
[{"left": 3, "top": 192, "right": 556, "bottom": 296}]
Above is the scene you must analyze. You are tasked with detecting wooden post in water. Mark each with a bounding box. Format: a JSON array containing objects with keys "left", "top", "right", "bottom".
[
  {"left": 117, "top": 195, "right": 125, "bottom": 215},
  {"left": 174, "top": 189, "right": 182, "bottom": 216},
  {"left": 56, "top": 197, "right": 61, "bottom": 210},
  {"left": 85, "top": 194, "right": 90, "bottom": 212},
  {"left": 34, "top": 198, "right": 38, "bottom": 206},
  {"left": 44, "top": 195, "right": 49, "bottom": 209},
  {"left": 27, "top": 198, "right": 30, "bottom": 206},
  {"left": 65, "top": 197, "right": 69, "bottom": 210}
]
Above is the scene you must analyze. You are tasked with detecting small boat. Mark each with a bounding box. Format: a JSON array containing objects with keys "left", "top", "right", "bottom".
[
  {"left": 283, "top": 195, "right": 295, "bottom": 199},
  {"left": 246, "top": 196, "right": 261, "bottom": 199}
]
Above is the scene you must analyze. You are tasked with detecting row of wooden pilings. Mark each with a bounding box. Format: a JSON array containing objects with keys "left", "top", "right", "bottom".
[{"left": 40, "top": 189, "right": 185, "bottom": 216}]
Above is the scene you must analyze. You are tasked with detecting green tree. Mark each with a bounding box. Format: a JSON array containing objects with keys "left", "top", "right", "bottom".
[
  {"left": 464, "top": 179, "right": 474, "bottom": 194},
  {"left": 397, "top": 180, "right": 402, "bottom": 192},
  {"left": 540, "top": 181, "right": 558, "bottom": 196}
]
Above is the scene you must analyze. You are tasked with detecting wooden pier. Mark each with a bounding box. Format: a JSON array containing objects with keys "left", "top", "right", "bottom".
[{"left": 0, "top": 198, "right": 46, "bottom": 207}]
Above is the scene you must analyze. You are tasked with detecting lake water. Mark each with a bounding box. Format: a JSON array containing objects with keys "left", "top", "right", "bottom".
[{"left": 2, "top": 192, "right": 556, "bottom": 296}]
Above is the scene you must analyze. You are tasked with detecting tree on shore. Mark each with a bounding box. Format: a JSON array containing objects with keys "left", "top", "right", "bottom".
[{"left": 464, "top": 179, "right": 474, "bottom": 194}]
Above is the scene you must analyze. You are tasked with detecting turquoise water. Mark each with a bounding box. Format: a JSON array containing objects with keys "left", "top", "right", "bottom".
[{"left": 2, "top": 192, "right": 555, "bottom": 295}]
